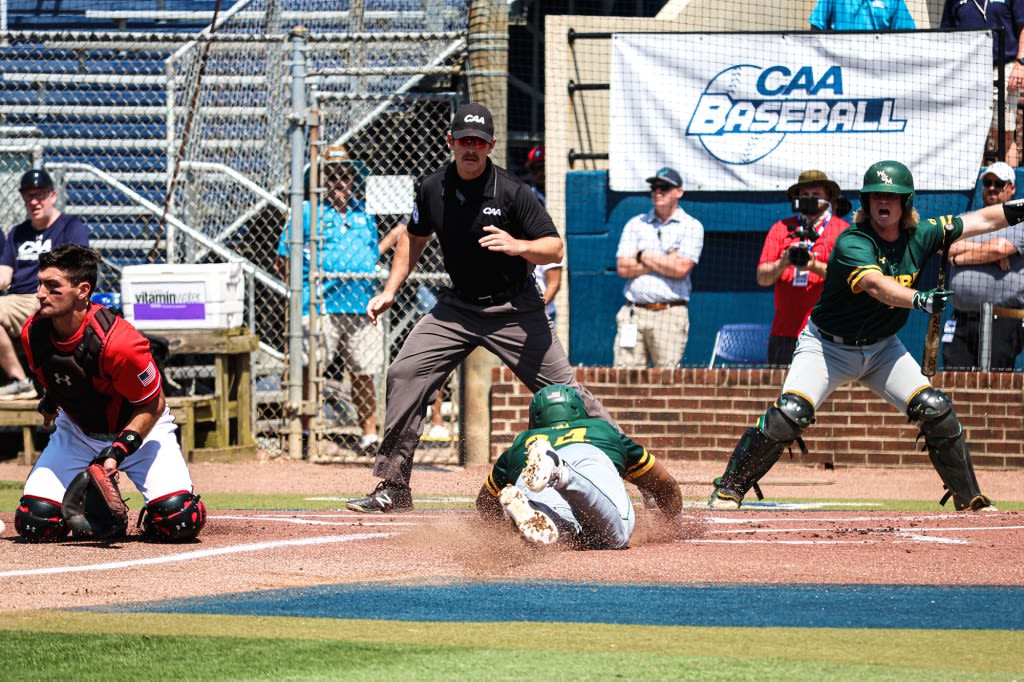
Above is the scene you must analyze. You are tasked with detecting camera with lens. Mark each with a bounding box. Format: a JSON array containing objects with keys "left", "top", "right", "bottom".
[{"left": 787, "top": 197, "right": 822, "bottom": 267}]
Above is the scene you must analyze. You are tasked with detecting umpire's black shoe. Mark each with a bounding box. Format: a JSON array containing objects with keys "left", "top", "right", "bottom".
[{"left": 346, "top": 480, "right": 414, "bottom": 513}]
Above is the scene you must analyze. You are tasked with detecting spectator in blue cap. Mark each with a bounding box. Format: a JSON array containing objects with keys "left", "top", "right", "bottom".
[
  {"left": 0, "top": 169, "right": 88, "bottom": 400},
  {"left": 613, "top": 167, "right": 704, "bottom": 368}
]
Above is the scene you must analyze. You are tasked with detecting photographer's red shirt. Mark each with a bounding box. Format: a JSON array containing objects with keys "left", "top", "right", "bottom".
[{"left": 759, "top": 214, "right": 848, "bottom": 338}]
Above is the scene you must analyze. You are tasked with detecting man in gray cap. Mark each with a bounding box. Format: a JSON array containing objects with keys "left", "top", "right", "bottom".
[
  {"left": 613, "top": 167, "right": 704, "bottom": 367},
  {"left": 0, "top": 169, "right": 88, "bottom": 399},
  {"left": 942, "top": 161, "right": 1024, "bottom": 370}
]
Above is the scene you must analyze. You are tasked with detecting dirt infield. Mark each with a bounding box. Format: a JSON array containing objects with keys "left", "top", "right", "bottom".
[{"left": 2, "top": 459, "right": 1023, "bottom": 612}]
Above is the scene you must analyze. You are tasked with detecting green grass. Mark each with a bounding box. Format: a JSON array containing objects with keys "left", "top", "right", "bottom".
[{"left": 0, "top": 613, "right": 1021, "bottom": 681}]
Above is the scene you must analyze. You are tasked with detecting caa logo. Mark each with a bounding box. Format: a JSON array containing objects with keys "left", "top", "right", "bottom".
[
  {"left": 464, "top": 114, "right": 486, "bottom": 124},
  {"left": 687, "top": 64, "right": 906, "bottom": 165},
  {"left": 483, "top": 207, "right": 501, "bottom": 216}
]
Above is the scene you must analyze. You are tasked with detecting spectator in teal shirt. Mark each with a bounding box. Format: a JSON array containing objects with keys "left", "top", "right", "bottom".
[
  {"left": 275, "top": 159, "right": 384, "bottom": 456},
  {"left": 809, "top": 0, "right": 916, "bottom": 31}
]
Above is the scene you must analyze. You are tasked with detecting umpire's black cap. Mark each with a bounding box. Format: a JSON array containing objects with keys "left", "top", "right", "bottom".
[
  {"left": 19, "top": 169, "right": 55, "bottom": 192},
  {"left": 451, "top": 102, "right": 494, "bottom": 141}
]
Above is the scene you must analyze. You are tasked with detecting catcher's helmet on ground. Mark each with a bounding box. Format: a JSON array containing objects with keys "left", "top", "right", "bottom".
[
  {"left": 529, "top": 384, "right": 587, "bottom": 428},
  {"left": 861, "top": 160, "right": 915, "bottom": 209}
]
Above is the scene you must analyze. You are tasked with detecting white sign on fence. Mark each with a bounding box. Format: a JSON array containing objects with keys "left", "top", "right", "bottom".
[{"left": 610, "top": 31, "right": 992, "bottom": 192}]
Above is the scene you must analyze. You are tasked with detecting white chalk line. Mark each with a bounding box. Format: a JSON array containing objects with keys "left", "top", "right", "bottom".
[{"left": 0, "top": 531, "right": 394, "bottom": 578}]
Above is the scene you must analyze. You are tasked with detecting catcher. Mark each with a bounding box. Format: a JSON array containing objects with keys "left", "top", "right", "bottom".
[
  {"left": 13, "top": 245, "right": 206, "bottom": 542},
  {"left": 476, "top": 384, "right": 682, "bottom": 549}
]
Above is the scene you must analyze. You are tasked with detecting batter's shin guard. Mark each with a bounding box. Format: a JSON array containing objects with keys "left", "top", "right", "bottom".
[
  {"left": 714, "top": 427, "right": 786, "bottom": 504},
  {"left": 926, "top": 435, "right": 991, "bottom": 511}
]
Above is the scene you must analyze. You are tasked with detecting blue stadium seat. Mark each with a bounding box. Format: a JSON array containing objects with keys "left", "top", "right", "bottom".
[{"left": 708, "top": 323, "right": 771, "bottom": 368}]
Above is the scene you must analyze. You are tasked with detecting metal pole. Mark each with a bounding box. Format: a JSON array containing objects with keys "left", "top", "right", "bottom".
[
  {"left": 287, "top": 26, "right": 309, "bottom": 459},
  {"left": 462, "top": 0, "right": 508, "bottom": 466},
  {"left": 980, "top": 301, "right": 993, "bottom": 371}
]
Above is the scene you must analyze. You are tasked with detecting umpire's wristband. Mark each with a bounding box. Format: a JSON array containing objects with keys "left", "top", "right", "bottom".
[{"left": 1003, "top": 198, "right": 1024, "bottom": 225}]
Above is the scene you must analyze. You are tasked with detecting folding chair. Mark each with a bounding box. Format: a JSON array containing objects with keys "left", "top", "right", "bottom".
[{"left": 708, "top": 323, "right": 771, "bottom": 368}]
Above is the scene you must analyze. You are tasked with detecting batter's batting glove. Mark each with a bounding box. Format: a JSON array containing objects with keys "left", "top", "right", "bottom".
[{"left": 913, "top": 288, "right": 953, "bottom": 315}]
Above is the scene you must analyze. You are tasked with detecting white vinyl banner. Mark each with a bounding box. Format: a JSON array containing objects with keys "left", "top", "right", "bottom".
[{"left": 610, "top": 31, "right": 992, "bottom": 193}]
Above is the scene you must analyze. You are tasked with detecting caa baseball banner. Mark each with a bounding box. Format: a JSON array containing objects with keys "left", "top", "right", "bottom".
[{"left": 610, "top": 31, "right": 991, "bottom": 193}]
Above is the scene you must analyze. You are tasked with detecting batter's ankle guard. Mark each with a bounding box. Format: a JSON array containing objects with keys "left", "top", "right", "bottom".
[{"left": 716, "top": 427, "right": 786, "bottom": 502}]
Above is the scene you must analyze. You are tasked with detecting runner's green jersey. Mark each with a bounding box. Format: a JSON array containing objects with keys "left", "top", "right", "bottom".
[
  {"left": 483, "top": 418, "right": 655, "bottom": 497},
  {"left": 811, "top": 215, "right": 962, "bottom": 341}
]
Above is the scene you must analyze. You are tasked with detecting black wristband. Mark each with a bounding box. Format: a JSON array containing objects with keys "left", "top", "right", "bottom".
[
  {"left": 636, "top": 250, "right": 645, "bottom": 264},
  {"left": 115, "top": 430, "right": 144, "bottom": 455},
  {"left": 1003, "top": 198, "right": 1024, "bottom": 225}
]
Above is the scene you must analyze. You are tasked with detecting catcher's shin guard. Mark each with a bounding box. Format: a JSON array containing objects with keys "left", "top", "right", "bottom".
[
  {"left": 713, "top": 393, "right": 815, "bottom": 506},
  {"left": 15, "top": 496, "right": 70, "bottom": 542},
  {"left": 907, "top": 388, "right": 991, "bottom": 511},
  {"left": 139, "top": 492, "right": 207, "bottom": 542}
]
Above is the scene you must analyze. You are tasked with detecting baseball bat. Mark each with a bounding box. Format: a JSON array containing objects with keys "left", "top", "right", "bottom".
[{"left": 922, "top": 225, "right": 954, "bottom": 377}]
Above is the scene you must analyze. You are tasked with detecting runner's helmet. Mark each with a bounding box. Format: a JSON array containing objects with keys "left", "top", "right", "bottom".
[{"left": 529, "top": 384, "right": 587, "bottom": 428}]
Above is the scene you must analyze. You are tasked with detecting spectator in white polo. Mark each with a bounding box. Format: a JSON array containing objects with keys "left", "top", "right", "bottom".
[{"left": 613, "top": 167, "right": 704, "bottom": 368}]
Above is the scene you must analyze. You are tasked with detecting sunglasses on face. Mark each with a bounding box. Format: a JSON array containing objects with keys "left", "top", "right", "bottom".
[
  {"left": 454, "top": 137, "right": 490, "bottom": 149},
  {"left": 650, "top": 184, "right": 674, "bottom": 193},
  {"left": 983, "top": 178, "right": 1009, "bottom": 189}
]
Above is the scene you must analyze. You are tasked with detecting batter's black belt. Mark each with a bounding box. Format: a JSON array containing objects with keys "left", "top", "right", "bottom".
[
  {"left": 817, "top": 330, "right": 879, "bottom": 347},
  {"left": 631, "top": 300, "right": 688, "bottom": 311}
]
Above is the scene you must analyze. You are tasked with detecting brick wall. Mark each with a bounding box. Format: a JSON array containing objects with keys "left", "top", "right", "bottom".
[{"left": 489, "top": 367, "right": 1024, "bottom": 469}]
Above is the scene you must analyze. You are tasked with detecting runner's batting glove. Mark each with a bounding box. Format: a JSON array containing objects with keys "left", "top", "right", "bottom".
[{"left": 912, "top": 288, "right": 953, "bottom": 315}]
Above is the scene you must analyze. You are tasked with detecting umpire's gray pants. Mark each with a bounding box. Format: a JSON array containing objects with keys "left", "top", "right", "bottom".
[{"left": 373, "top": 290, "right": 617, "bottom": 485}]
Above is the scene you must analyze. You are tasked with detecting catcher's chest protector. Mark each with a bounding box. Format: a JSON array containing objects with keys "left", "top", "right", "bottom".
[{"left": 29, "top": 307, "right": 133, "bottom": 433}]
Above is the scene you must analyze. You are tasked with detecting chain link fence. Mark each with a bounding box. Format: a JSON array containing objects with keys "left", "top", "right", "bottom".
[{"left": 0, "top": 2, "right": 469, "bottom": 461}]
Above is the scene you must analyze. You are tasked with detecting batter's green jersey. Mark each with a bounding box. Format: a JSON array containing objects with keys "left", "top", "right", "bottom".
[
  {"left": 811, "top": 215, "right": 963, "bottom": 340},
  {"left": 483, "top": 418, "right": 656, "bottom": 498}
]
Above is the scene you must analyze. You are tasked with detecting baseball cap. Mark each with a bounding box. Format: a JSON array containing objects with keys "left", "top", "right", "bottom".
[
  {"left": 645, "top": 167, "right": 682, "bottom": 188},
  {"left": 983, "top": 161, "right": 1015, "bottom": 183},
  {"left": 525, "top": 145, "right": 544, "bottom": 168},
  {"left": 451, "top": 102, "right": 494, "bottom": 141},
  {"left": 20, "top": 169, "right": 54, "bottom": 192}
]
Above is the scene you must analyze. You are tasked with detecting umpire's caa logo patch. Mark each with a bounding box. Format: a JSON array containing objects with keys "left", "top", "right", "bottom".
[
  {"left": 464, "top": 114, "right": 486, "bottom": 124},
  {"left": 483, "top": 207, "right": 501, "bottom": 216}
]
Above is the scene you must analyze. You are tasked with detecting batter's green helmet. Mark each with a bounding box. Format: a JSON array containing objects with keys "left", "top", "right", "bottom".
[
  {"left": 529, "top": 384, "right": 587, "bottom": 428},
  {"left": 860, "top": 160, "right": 915, "bottom": 209}
]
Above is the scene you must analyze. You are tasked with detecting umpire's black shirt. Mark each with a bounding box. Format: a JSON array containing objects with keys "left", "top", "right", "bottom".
[{"left": 409, "top": 158, "right": 558, "bottom": 303}]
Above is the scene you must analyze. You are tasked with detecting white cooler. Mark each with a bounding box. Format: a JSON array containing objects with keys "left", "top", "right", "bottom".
[{"left": 120, "top": 262, "right": 245, "bottom": 330}]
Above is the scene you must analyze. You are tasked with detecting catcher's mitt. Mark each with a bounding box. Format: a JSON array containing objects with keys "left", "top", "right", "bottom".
[{"left": 61, "top": 463, "right": 129, "bottom": 539}]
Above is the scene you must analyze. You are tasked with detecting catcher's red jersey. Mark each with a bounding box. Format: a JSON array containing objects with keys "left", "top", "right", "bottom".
[{"left": 23, "top": 304, "right": 162, "bottom": 433}]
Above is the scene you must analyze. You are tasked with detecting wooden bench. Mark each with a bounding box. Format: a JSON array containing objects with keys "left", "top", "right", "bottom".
[{"left": 0, "top": 394, "right": 252, "bottom": 465}]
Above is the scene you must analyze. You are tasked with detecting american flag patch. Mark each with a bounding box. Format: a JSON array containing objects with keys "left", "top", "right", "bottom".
[{"left": 138, "top": 362, "right": 158, "bottom": 387}]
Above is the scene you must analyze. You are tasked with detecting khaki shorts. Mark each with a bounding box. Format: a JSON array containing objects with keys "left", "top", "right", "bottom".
[
  {"left": 991, "top": 66, "right": 1020, "bottom": 132},
  {"left": 0, "top": 293, "right": 40, "bottom": 339},
  {"left": 303, "top": 314, "right": 384, "bottom": 374}
]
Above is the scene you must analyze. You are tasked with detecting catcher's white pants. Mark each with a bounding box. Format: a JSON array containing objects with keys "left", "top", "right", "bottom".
[
  {"left": 518, "top": 442, "right": 636, "bottom": 549},
  {"left": 23, "top": 408, "right": 195, "bottom": 505}
]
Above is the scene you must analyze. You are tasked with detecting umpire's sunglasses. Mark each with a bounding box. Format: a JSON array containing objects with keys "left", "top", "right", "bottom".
[
  {"left": 982, "top": 178, "right": 1010, "bottom": 189},
  {"left": 454, "top": 137, "right": 491, "bottom": 149}
]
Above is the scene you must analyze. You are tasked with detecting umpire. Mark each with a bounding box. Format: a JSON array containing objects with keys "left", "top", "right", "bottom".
[{"left": 347, "top": 102, "right": 617, "bottom": 513}]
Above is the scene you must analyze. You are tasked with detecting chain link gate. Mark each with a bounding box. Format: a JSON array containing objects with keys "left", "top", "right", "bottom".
[{"left": 0, "top": 6, "right": 469, "bottom": 463}]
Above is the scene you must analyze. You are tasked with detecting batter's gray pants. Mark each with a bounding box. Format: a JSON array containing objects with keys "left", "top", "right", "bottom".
[{"left": 373, "top": 291, "right": 617, "bottom": 486}]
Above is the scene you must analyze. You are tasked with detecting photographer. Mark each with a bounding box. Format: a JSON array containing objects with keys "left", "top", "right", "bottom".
[{"left": 757, "top": 170, "right": 849, "bottom": 365}]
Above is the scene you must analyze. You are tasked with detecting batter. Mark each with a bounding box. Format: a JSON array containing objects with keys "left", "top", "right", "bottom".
[{"left": 710, "top": 160, "right": 1024, "bottom": 512}]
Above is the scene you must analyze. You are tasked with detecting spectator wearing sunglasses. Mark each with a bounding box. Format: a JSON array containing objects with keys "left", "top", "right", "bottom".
[
  {"left": 943, "top": 162, "right": 1024, "bottom": 370},
  {"left": 613, "top": 167, "right": 704, "bottom": 367},
  {"left": 346, "top": 102, "right": 617, "bottom": 514}
]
